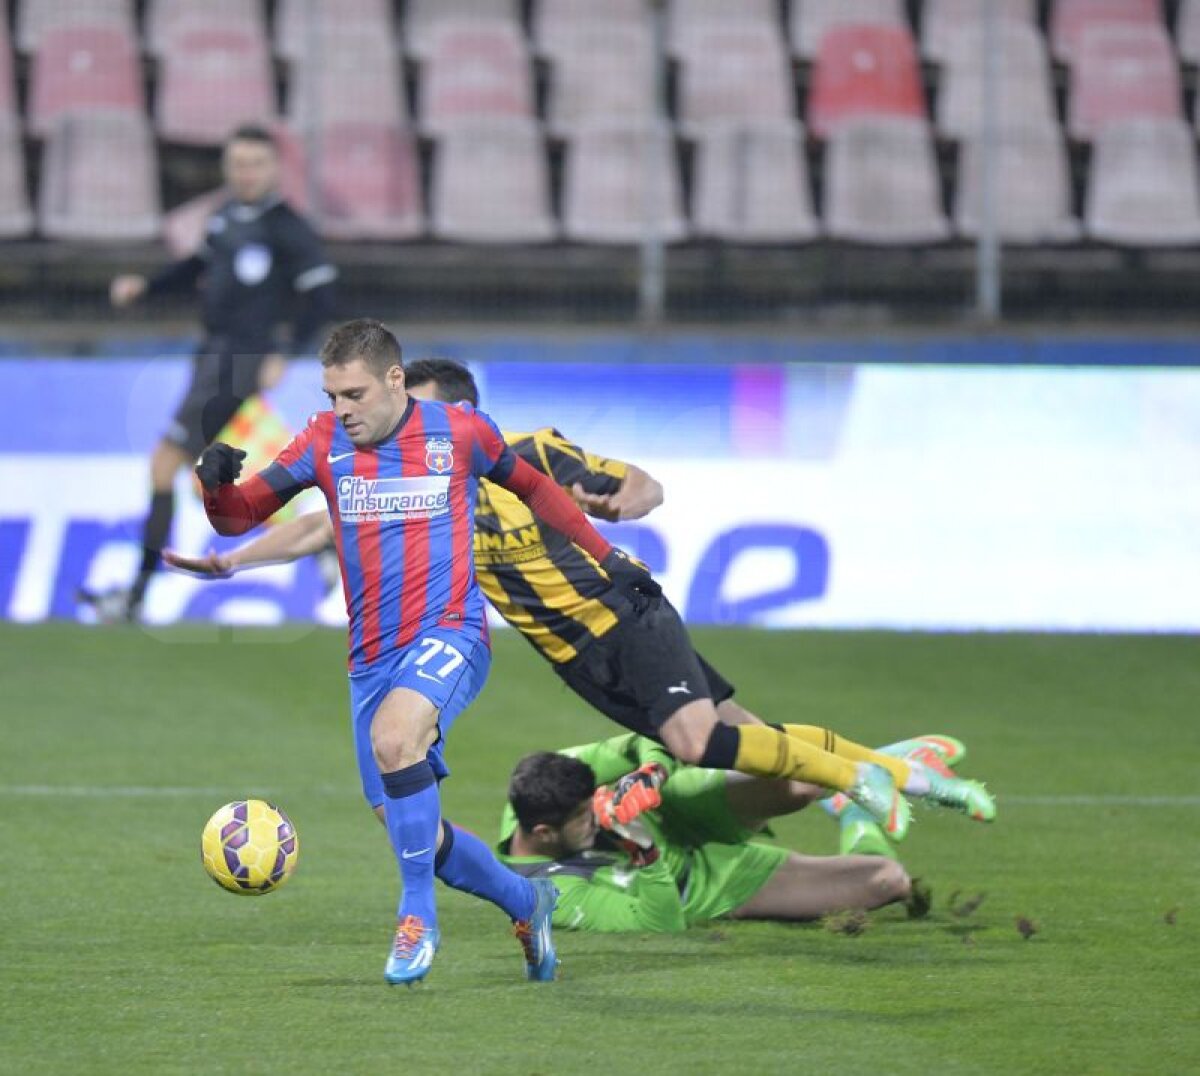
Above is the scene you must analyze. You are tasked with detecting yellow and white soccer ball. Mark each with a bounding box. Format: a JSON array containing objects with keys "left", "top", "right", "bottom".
[{"left": 200, "top": 799, "right": 300, "bottom": 895}]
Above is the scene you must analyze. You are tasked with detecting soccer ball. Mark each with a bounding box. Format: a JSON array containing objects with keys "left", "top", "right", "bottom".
[{"left": 200, "top": 799, "right": 300, "bottom": 895}]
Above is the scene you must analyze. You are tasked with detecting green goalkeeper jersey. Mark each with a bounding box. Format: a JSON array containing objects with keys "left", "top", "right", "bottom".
[{"left": 496, "top": 734, "right": 787, "bottom": 933}]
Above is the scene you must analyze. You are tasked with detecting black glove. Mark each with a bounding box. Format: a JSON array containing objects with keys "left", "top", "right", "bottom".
[
  {"left": 599, "top": 548, "right": 662, "bottom": 605},
  {"left": 195, "top": 442, "right": 247, "bottom": 492}
]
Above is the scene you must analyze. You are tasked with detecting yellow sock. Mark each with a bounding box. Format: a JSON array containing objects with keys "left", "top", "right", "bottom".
[
  {"left": 782, "top": 724, "right": 914, "bottom": 790},
  {"left": 732, "top": 724, "right": 857, "bottom": 792}
]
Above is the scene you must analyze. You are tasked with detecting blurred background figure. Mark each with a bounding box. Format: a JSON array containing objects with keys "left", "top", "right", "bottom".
[{"left": 78, "top": 123, "right": 336, "bottom": 622}]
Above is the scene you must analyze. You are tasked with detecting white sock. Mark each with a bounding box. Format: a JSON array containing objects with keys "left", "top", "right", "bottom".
[{"left": 901, "top": 764, "right": 931, "bottom": 796}]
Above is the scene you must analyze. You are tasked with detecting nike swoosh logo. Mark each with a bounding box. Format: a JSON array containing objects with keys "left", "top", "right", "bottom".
[
  {"left": 401, "top": 848, "right": 431, "bottom": 859},
  {"left": 667, "top": 686, "right": 690, "bottom": 694},
  {"left": 327, "top": 451, "right": 355, "bottom": 464},
  {"left": 415, "top": 670, "right": 442, "bottom": 683}
]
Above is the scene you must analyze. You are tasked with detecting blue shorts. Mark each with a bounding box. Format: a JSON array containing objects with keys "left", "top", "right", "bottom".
[{"left": 348, "top": 627, "right": 491, "bottom": 809}]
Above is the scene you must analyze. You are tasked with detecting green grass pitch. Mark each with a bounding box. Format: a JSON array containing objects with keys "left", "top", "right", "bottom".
[{"left": 1, "top": 624, "right": 1196, "bottom": 1074}]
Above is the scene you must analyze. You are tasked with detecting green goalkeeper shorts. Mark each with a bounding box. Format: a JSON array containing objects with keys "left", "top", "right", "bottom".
[{"left": 655, "top": 768, "right": 788, "bottom": 924}]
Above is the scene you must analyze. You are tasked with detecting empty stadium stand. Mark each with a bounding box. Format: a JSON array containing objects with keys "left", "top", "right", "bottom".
[{"left": 3, "top": 0, "right": 1200, "bottom": 324}]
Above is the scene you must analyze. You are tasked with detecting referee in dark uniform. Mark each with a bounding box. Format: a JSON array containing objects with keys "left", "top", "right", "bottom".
[{"left": 81, "top": 124, "right": 336, "bottom": 622}]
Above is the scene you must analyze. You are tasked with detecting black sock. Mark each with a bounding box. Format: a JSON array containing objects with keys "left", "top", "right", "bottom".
[
  {"left": 698, "top": 723, "right": 741, "bottom": 770},
  {"left": 131, "top": 490, "right": 175, "bottom": 604}
]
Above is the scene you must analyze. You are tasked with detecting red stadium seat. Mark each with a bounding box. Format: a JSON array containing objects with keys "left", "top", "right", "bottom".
[
  {"left": 38, "top": 110, "right": 160, "bottom": 240},
  {"left": 921, "top": 0, "right": 1038, "bottom": 62},
  {"left": 0, "top": 16, "right": 17, "bottom": 116},
  {"left": 954, "top": 126, "right": 1081, "bottom": 242},
  {"left": 0, "top": 114, "right": 32, "bottom": 237},
  {"left": 1178, "top": 0, "right": 1200, "bottom": 65},
  {"left": 676, "top": 24, "right": 795, "bottom": 135},
  {"left": 1085, "top": 117, "right": 1200, "bottom": 245},
  {"left": 269, "top": 121, "right": 311, "bottom": 213},
  {"left": 312, "top": 121, "right": 423, "bottom": 241},
  {"left": 275, "top": 0, "right": 394, "bottom": 61},
  {"left": 562, "top": 123, "right": 687, "bottom": 244},
  {"left": 534, "top": 0, "right": 646, "bottom": 59},
  {"left": 790, "top": 0, "right": 909, "bottom": 59},
  {"left": 157, "top": 27, "right": 275, "bottom": 145},
  {"left": 28, "top": 25, "right": 143, "bottom": 136},
  {"left": 807, "top": 24, "right": 925, "bottom": 140},
  {"left": 431, "top": 118, "right": 555, "bottom": 243},
  {"left": 1050, "top": 0, "right": 1164, "bottom": 63},
  {"left": 146, "top": 0, "right": 266, "bottom": 56},
  {"left": 406, "top": 0, "right": 521, "bottom": 59},
  {"left": 668, "top": 0, "right": 780, "bottom": 56},
  {"left": 1068, "top": 24, "right": 1181, "bottom": 140},
  {"left": 936, "top": 22, "right": 1058, "bottom": 139},
  {"left": 546, "top": 23, "right": 656, "bottom": 136},
  {"left": 16, "top": 0, "right": 134, "bottom": 54},
  {"left": 420, "top": 23, "right": 534, "bottom": 135},
  {"left": 692, "top": 120, "right": 818, "bottom": 243},
  {"left": 288, "top": 30, "right": 406, "bottom": 127},
  {"left": 823, "top": 116, "right": 950, "bottom": 243}
]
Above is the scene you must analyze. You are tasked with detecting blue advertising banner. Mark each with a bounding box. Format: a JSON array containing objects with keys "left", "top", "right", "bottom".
[{"left": 2, "top": 337, "right": 1198, "bottom": 631}]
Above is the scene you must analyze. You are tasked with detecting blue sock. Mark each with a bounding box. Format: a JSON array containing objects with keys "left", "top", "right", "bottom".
[
  {"left": 381, "top": 761, "right": 441, "bottom": 929},
  {"left": 435, "top": 821, "right": 536, "bottom": 922}
]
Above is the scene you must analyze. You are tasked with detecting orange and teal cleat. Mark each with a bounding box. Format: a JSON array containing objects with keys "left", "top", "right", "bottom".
[{"left": 847, "top": 764, "right": 911, "bottom": 842}]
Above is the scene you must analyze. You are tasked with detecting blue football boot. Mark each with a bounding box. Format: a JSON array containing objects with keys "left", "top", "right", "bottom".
[
  {"left": 513, "top": 878, "right": 559, "bottom": 982},
  {"left": 385, "top": 915, "right": 439, "bottom": 986}
]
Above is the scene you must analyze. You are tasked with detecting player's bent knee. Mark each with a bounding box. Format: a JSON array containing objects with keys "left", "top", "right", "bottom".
[
  {"left": 659, "top": 702, "right": 720, "bottom": 765},
  {"left": 370, "top": 727, "right": 426, "bottom": 772},
  {"left": 150, "top": 441, "right": 188, "bottom": 488}
]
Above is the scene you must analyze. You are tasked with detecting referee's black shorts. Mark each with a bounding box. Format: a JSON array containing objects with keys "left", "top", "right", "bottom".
[
  {"left": 165, "top": 341, "right": 269, "bottom": 459},
  {"left": 553, "top": 596, "right": 735, "bottom": 740}
]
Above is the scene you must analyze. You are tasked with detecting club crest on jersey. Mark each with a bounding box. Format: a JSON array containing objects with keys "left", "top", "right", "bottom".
[{"left": 425, "top": 437, "right": 454, "bottom": 474}]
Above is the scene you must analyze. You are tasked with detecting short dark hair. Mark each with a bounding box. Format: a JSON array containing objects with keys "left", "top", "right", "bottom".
[
  {"left": 404, "top": 357, "right": 480, "bottom": 407},
  {"left": 320, "top": 319, "right": 402, "bottom": 380},
  {"left": 509, "top": 752, "right": 596, "bottom": 831},
  {"left": 227, "top": 123, "right": 277, "bottom": 150}
]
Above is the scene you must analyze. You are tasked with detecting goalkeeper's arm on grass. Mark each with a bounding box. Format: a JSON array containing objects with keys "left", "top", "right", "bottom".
[{"left": 163, "top": 510, "right": 334, "bottom": 578}]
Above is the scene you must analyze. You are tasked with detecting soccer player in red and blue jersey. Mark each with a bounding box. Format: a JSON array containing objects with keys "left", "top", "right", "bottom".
[{"left": 195, "top": 319, "right": 660, "bottom": 986}]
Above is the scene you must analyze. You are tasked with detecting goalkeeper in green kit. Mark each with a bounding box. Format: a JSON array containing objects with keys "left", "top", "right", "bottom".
[{"left": 494, "top": 733, "right": 970, "bottom": 932}]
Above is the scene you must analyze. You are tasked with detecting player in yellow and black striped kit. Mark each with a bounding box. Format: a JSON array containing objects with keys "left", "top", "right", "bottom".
[
  {"left": 165, "top": 357, "right": 995, "bottom": 846},
  {"left": 472, "top": 425, "right": 641, "bottom": 665}
]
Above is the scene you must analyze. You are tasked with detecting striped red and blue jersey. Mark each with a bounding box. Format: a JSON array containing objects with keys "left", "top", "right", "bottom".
[{"left": 256, "top": 398, "right": 515, "bottom": 671}]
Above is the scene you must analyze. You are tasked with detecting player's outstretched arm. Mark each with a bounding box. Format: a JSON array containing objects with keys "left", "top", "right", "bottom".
[
  {"left": 496, "top": 455, "right": 663, "bottom": 604},
  {"left": 572, "top": 463, "right": 663, "bottom": 522},
  {"left": 164, "top": 511, "right": 334, "bottom": 577}
]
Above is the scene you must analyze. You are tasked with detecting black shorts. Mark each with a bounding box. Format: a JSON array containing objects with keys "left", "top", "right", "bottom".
[
  {"left": 165, "top": 343, "right": 268, "bottom": 458},
  {"left": 553, "top": 597, "right": 735, "bottom": 739}
]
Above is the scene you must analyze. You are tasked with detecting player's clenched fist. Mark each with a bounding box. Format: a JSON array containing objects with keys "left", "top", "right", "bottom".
[
  {"left": 606, "top": 762, "right": 668, "bottom": 825},
  {"left": 195, "top": 442, "right": 247, "bottom": 491},
  {"left": 599, "top": 549, "right": 662, "bottom": 604}
]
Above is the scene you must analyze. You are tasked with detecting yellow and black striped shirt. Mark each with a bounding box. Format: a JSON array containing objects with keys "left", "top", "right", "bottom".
[{"left": 476, "top": 428, "right": 629, "bottom": 664}]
